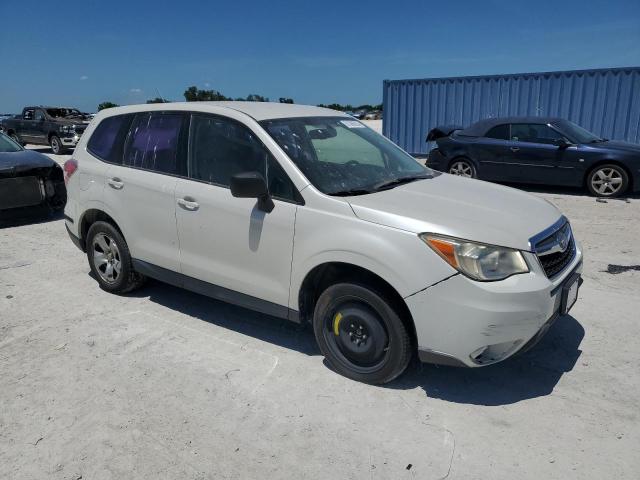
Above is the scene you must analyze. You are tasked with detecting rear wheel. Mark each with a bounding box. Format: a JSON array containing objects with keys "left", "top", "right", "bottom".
[
  {"left": 313, "top": 283, "right": 412, "bottom": 384},
  {"left": 49, "top": 135, "right": 66, "bottom": 155},
  {"left": 9, "top": 132, "right": 24, "bottom": 146},
  {"left": 86, "top": 221, "right": 145, "bottom": 294},
  {"left": 587, "top": 164, "right": 628, "bottom": 197},
  {"left": 448, "top": 158, "right": 476, "bottom": 178}
]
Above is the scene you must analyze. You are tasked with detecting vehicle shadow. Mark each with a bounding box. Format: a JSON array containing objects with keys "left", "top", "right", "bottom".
[
  {"left": 499, "top": 182, "right": 640, "bottom": 200},
  {"left": 389, "top": 314, "right": 584, "bottom": 405},
  {"left": 129, "top": 279, "right": 319, "bottom": 356},
  {"left": 123, "top": 279, "right": 583, "bottom": 405}
]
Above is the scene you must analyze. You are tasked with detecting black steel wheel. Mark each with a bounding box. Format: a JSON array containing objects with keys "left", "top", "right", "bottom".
[{"left": 313, "top": 283, "right": 411, "bottom": 384}]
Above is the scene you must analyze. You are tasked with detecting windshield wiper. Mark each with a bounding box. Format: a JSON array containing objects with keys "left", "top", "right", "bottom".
[
  {"left": 372, "top": 174, "right": 431, "bottom": 192},
  {"left": 328, "top": 188, "right": 374, "bottom": 197}
]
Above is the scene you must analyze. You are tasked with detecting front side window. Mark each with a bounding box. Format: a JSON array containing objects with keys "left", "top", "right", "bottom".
[
  {"left": 553, "top": 120, "right": 602, "bottom": 144},
  {"left": 510, "top": 124, "right": 565, "bottom": 144},
  {"left": 87, "top": 114, "right": 134, "bottom": 164},
  {"left": 34, "top": 110, "right": 45, "bottom": 121},
  {"left": 123, "top": 113, "right": 187, "bottom": 176},
  {"left": 189, "top": 114, "right": 298, "bottom": 202},
  {"left": 261, "top": 117, "right": 429, "bottom": 195},
  {"left": 485, "top": 124, "right": 509, "bottom": 140}
]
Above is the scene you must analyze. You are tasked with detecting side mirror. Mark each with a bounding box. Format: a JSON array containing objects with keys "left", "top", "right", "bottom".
[
  {"left": 230, "top": 172, "right": 274, "bottom": 212},
  {"left": 554, "top": 138, "right": 571, "bottom": 149}
]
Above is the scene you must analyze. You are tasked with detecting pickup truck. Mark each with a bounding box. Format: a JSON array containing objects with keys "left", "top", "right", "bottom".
[{"left": 0, "top": 106, "right": 91, "bottom": 154}]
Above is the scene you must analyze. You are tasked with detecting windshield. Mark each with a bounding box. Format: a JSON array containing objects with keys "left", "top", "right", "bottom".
[
  {"left": 0, "top": 133, "right": 23, "bottom": 153},
  {"left": 261, "top": 117, "right": 430, "bottom": 195},
  {"left": 554, "top": 120, "right": 602, "bottom": 143},
  {"left": 46, "top": 108, "right": 84, "bottom": 119}
]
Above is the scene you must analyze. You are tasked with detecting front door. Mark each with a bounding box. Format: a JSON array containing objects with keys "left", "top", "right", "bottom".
[{"left": 175, "top": 113, "right": 300, "bottom": 310}]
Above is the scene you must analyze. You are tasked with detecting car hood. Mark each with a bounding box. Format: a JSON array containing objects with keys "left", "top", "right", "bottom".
[
  {"left": 0, "top": 150, "right": 58, "bottom": 177},
  {"left": 589, "top": 140, "right": 640, "bottom": 154},
  {"left": 346, "top": 174, "right": 562, "bottom": 251}
]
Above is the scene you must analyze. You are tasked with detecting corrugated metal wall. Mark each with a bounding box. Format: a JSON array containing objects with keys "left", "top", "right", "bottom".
[{"left": 383, "top": 67, "right": 640, "bottom": 155}]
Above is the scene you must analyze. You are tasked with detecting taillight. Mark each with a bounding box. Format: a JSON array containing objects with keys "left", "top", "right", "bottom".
[{"left": 63, "top": 159, "right": 78, "bottom": 184}]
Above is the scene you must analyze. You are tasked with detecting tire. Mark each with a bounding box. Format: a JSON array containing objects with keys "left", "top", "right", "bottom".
[
  {"left": 49, "top": 135, "right": 66, "bottom": 155},
  {"left": 587, "top": 164, "right": 629, "bottom": 197},
  {"left": 313, "top": 283, "right": 412, "bottom": 384},
  {"left": 9, "top": 132, "right": 23, "bottom": 146},
  {"left": 448, "top": 158, "right": 476, "bottom": 178},
  {"left": 86, "top": 221, "right": 146, "bottom": 294}
]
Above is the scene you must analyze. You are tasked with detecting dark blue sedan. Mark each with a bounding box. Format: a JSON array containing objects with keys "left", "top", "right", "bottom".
[{"left": 426, "top": 117, "right": 640, "bottom": 197}]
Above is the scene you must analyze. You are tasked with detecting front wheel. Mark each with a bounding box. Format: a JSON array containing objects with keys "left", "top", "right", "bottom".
[
  {"left": 448, "top": 159, "right": 476, "bottom": 178},
  {"left": 587, "top": 164, "right": 628, "bottom": 197},
  {"left": 49, "top": 135, "right": 66, "bottom": 155},
  {"left": 313, "top": 283, "right": 412, "bottom": 384}
]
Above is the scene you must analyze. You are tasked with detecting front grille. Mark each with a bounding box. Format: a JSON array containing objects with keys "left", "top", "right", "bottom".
[
  {"left": 535, "top": 222, "right": 576, "bottom": 278},
  {"left": 74, "top": 125, "right": 87, "bottom": 135}
]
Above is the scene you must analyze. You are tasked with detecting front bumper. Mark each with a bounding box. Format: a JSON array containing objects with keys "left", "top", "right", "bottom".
[
  {"left": 60, "top": 134, "right": 81, "bottom": 147},
  {"left": 407, "top": 242, "right": 583, "bottom": 367}
]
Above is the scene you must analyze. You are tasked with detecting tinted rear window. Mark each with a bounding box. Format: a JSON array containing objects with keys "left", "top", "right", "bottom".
[
  {"left": 485, "top": 124, "right": 509, "bottom": 140},
  {"left": 123, "top": 113, "right": 187, "bottom": 176},
  {"left": 87, "top": 114, "right": 134, "bottom": 163}
]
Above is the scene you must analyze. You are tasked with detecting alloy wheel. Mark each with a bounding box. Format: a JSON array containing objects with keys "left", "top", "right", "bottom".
[
  {"left": 449, "top": 161, "right": 474, "bottom": 177},
  {"left": 51, "top": 137, "right": 61, "bottom": 154},
  {"left": 591, "top": 167, "right": 623, "bottom": 196},
  {"left": 92, "top": 233, "right": 122, "bottom": 283}
]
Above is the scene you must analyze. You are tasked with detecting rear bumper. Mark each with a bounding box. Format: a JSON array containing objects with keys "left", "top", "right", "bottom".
[
  {"left": 65, "top": 222, "right": 84, "bottom": 252},
  {"left": 425, "top": 148, "right": 448, "bottom": 171},
  {"left": 409, "top": 244, "right": 583, "bottom": 368}
]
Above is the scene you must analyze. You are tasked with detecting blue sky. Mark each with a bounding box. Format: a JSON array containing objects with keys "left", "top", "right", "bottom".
[{"left": 1, "top": 0, "right": 639, "bottom": 113}]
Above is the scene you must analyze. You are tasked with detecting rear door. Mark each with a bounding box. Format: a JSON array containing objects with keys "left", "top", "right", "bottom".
[
  {"left": 32, "top": 109, "right": 48, "bottom": 145},
  {"left": 102, "top": 111, "right": 188, "bottom": 271}
]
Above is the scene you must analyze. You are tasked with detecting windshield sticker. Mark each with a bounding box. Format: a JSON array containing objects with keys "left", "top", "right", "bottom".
[{"left": 341, "top": 120, "right": 366, "bottom": 129}]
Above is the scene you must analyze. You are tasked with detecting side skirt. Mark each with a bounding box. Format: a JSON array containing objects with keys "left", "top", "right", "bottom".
[{"left": 132, "top": 259, "right": 301, "bottom": 323}]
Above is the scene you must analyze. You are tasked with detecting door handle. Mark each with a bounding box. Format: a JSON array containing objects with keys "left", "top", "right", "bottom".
[
  {"left": 177, "top": 197, "right": 199, "bottom": 211},
  {"left": 107, "top": 177, "right": 124, "bottom": 190},
  {"left": 510, "top": 147, "right": 520, "bottom": 152}
]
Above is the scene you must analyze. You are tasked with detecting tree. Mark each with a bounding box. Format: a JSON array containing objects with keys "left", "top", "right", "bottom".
[
  {"left": 279, "top": 97, "right": 294, "bottom": 104},
  {"left": 98, "top": 101, "right": 119, "bottom": 111},
  {"left": 183, "top": 86, "right": 228, "bottom": 102},
  {"left": 146, "top": 97, "right": 169, "bottom": 104},
  {"left": 245, "top": 94, "right": 269, "bottom": 102}
]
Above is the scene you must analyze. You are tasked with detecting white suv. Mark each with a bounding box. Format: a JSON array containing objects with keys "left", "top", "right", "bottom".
[{"left": 64, "top": 102, "right": 583, "bottom": 384}]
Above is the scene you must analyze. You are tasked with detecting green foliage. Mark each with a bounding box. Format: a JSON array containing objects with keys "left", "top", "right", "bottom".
[
  {"left": 279, "top": 98, "right": 294, "bottom": 104},
  {"left": 317, "top": 103, "right": 383, "bottom": 112},
  {"left": 97, "top": 101, "right": 119, "bottom": 111},
  {"left": 183, "top": 86, "right": 228, "bottom": 102},
  {"left": 245, "top": 94, "right": 269, "bottom": 102},
  {"left": 146, "top": 97, "right": 170, "bottom": 104}
]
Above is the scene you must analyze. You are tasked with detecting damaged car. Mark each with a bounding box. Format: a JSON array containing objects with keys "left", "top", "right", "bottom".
[{"left": 0, "top": 132, "right": 66, "bottom": 221}]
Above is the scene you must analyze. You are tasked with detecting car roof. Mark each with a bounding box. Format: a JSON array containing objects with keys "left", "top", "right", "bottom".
[
  {"left": 459, "top": 116, "right": 565, "bottom": 136},
  {"left": 97, "top": 102, "right": 348, "bottom": 122}
]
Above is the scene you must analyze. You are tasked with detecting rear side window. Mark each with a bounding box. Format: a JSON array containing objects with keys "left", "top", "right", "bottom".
[
  {"left": 123, "top": 113, "right": 187, "bottom": 176},
  {"left": 485, "top": 124, "right": 509, "bottom": 140},
  {"left": 510, "top": 124, "right": 566, "bottom": 144},
  {"left": 189, "top": 114, "right": 298, "bottom": 202},
  {"left": 87, "top": 114, "right": 134, "bottom": 164}
]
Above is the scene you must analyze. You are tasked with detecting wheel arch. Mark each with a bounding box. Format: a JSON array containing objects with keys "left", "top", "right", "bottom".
[
  {"left": 584, "top": 160, "right": 634, "bottom": 191},
  {"left": 78, "top": 209, "right": 125, "bottom": 252},
  {"left": 447, "top": 155, "right": 478, "bottom": 172},
  {"left": 297, "top": 261, "right": 417, "bottom": 349}
]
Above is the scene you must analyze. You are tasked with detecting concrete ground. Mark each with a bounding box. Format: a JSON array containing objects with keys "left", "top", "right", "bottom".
[{"left": 1, "top": 146, "right": 639, "bottom": 479}]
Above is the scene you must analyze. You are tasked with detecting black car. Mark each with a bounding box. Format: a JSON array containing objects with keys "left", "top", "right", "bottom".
[
  {"left": 426, "top": 117, "right": 640, "bottom": 197},
  {"left": 0, "top": 132, "right": 66, "bottom": 221}
]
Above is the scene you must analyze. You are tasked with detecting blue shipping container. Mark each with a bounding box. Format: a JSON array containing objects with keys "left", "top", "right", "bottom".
[{"left": 383, "top": 67, "right": 640, "bottom": 155}]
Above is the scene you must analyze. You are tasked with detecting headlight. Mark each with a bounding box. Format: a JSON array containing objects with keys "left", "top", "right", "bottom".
[
  {"left": 420, "top": 234, "right": 529, "bottom": 281},
  {"left": 60, "top": 125, "right": 74, "bottom": 133}
]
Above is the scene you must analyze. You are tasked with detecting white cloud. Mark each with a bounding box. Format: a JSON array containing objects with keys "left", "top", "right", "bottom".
[
  {"left": 130, "top": 88, "right": 143, "bottom": 93},
  {"left": 80, "top": 75, "right": 89, "bottom": 81}
]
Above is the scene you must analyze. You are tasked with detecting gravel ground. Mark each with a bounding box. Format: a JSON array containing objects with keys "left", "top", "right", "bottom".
[{"left": 1, "top": 146, "right": 639, "bottom": 479}]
